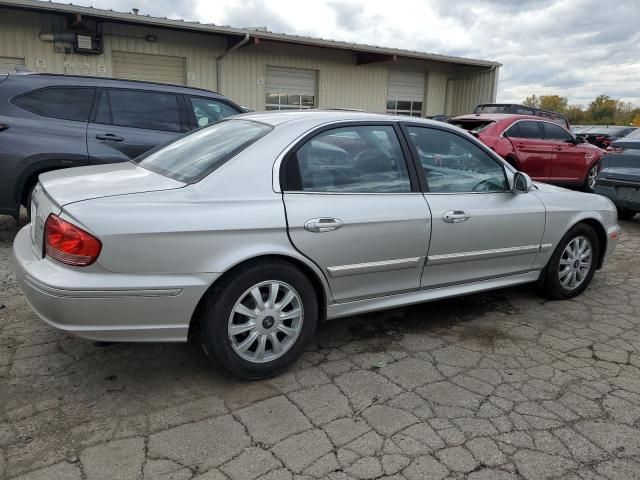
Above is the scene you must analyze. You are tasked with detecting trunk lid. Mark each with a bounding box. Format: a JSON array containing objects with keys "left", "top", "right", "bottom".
[{"left": 38, "top": 162, "right": 185, "bottom": 207}]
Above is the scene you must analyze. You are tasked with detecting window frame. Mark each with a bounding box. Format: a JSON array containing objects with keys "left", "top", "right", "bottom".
[
  {"left": 186, "top": 95, "right": 242, "bottom": 129},
  {"left": 12, "top": 86, "right": 97, "bottom": 122},
  {"left": 502, "top": 119, "right": 544, "bottom": 140},
  {"left": 88, "top": 87, "right": 190, "bottom": 133},
  {"left": 279, "top": 121, "right": 422, "bottom": 194},
  {"left": 399, "top": 122, "right": 511, "bottom": 195},
  {"left": 540, "top": 121, "right": 575, "bottom": 142}
]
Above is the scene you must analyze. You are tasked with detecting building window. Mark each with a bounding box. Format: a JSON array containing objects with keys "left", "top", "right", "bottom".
[
  {"left": 386, "top": 100, "right": 423, "bottom": 117},
  {"left": 265, "top": 93, "right": 315, "bottom": 111}
]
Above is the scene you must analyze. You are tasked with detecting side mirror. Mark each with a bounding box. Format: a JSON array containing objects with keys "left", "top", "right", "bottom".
[{"left": 513, "top": 171, "right": 533, "bottom": 193}]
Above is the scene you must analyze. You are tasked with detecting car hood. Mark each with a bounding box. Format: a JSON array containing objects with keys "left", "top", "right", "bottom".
[
  {"left": 533, "top": 182, "right": 571, "bottom": 193},
  {"left": 38, "top": 162, "right": 185, "bottom": 207}
]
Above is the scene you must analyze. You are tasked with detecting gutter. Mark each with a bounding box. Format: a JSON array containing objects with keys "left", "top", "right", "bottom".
[{"left": 216, "top": 33, "right": 250, "bottom": 93}]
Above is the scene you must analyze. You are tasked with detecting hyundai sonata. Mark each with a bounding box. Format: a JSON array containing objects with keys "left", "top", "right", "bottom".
[{"left": 13, "top": 111, "right": 621, "bottom": 378}]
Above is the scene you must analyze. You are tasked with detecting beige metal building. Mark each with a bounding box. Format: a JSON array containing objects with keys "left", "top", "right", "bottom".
[{"left": 0, "top": 0, "right": 501, "bottom": 116}]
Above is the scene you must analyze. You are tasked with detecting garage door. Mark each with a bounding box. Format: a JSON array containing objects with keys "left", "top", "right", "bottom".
[
  {"left": 112, "top": 51, "right": 186, "bottom": 85},
  {"left": 0, "top": 57, "right": 25, "bottom": 74},
  {"left": 265, "top": 66, "right": 317, "bottom": 110},
  {"left": 387, "top": 70, "right": 425, "bottom": 117}
]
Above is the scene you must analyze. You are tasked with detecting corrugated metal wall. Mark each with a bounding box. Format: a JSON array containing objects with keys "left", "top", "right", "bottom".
[
  {"left": 444, "top": 67, "right": 499, "bottom": 116},
  {"left": 0, "top": 7, "right": 498, "bottom": 114}
]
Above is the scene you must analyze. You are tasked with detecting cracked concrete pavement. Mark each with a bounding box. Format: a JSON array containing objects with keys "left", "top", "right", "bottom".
[{"left": 1, "top": 213, "right": 640, "bottom": 480}]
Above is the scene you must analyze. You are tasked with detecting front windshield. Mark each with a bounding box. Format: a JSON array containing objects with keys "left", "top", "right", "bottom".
[{"left": 133, "top": 119, "right": 273, "bottom": 183}]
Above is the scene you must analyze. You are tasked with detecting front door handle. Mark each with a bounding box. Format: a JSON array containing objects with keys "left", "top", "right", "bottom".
[
  {"left": 442, "top": 210, "right": 471, "bottom": 223},
  {"left": 304, "top": 217, "right": 344, "bottom": 233},
  {"left": 96, "top": 133, "right": 124, "bottom": 142}
]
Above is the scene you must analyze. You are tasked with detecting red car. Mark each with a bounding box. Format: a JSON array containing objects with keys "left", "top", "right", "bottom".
[{"left": 451, "top": 114, "right": 603, "bottom": 192}]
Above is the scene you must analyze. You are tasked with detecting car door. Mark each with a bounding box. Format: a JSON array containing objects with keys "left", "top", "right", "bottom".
[
  {"left": 542, "top": 121, "right": 591, "bottom": 183},
  {"left": 504, "top": 120, "right": 553, "bottom": 181},
  {"left": 281, "top": 123, "right": 431, "bottom": 302},
  {"left": 87, "top": 88, "right": 188, "bottom": 164},
  {"left": 402, "top": 124, "right": 546, "bottom": 289}
]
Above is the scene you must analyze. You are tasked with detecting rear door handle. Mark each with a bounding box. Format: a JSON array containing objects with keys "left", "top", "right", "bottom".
[
  {"left": 304, "top": 217, "right": 344, "bottom": 233},
  {"left": 442, "top": 210, "right": 471, "bottom": 223},
  {"left": 95, "top": 133, "right": 124, "bottom": 142}
]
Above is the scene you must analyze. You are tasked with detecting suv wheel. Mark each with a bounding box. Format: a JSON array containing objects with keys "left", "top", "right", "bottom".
[
  {"left": 199, "top": 260, "right": 318, "bottom": 379},
  {"left": 541, "top": 223, "right": 600, "bottom": 300}
]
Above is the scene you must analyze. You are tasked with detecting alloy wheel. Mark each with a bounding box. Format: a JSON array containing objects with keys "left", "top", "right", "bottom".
[
  {"left": 587, "top": 165, "right": 598, "bottom": 191},
  {"left": 558, "top": 235, "right": 592, "bottom": 290},
  {"left": 228, "top": 280, "right": 304, "bottom": 363}
]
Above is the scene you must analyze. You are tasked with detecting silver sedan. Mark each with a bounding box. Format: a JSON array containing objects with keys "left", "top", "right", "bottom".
[{"left": 13, "top": 111, "right": 621, "bottom": 378}]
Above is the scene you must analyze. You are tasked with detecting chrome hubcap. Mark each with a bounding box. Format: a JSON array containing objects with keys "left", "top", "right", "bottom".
[
  {"left": 558, "top": 236, "right": 592, "bottom": 290},
  {"left": 228, "top": 281, "right": 303, "bottom": 363},
  {"left": 588, "top": 165, "right": 598, "bottom": 190}
]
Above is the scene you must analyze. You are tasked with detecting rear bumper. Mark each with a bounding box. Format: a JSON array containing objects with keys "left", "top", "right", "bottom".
[
  {"left": 595, "top": 183, "right": 640, "bottom": 212},
  {"left": 12, "top": 226, "right": 218, "bottom": 342}
]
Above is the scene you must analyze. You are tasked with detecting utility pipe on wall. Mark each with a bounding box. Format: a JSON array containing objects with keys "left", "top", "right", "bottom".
[{"left": 216, "top": 33, "right": 250, "bottom": 93}]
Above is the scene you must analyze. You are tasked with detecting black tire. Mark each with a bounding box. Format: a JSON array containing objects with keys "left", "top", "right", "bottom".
[
  {"left": 541, "top": 223, "right": 600, "bottom": 300},
  {"left": 583, "top": 163, "right": 599, "bottom": 193},
  {"left": 617, "top": 207, "right": 636, "bottom": 221},
  {"left": 199, "top": 259, "right": 318, "bottom": 379}
]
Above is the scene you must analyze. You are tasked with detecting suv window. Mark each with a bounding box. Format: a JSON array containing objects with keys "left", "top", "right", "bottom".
[
  {"left": 542, "top": 122, "right": 573, "bottom": 141},
  {"left": 14, "top": 87, "right": 95, "bottom": 122},
  {"left": 94, "top": 89, "right": 182, "bottom": 132},
  {"left": 507, "top": 121, "right": 542, "bottom": 139},
  {"left": 190, "top": 97, "right": 239, "bottom": 127},
  {"left": 406, "top": 126, "right": 508, "bottom": 193},
  {"left": 285, "top": 126, "right": 411, "bottom": 193},
  {"left": 133, "top": 119, "right": 272, "bottom": 183}
]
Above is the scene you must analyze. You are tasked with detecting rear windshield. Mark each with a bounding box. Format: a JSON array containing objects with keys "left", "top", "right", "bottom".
[
  {"left": 132, "top": 119, "right": 272, "bottom": 183},
  {"left": 450, "top": 120, "right": 495, "bottom": 134}
]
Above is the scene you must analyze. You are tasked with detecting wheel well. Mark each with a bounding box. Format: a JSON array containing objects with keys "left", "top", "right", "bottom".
[
  {"left": 187, "top": 254, "right": 328, "bottom": 342},
  {"left": 19, "top": 168, "right": 58, "bottom": 206},
  {"left": 578, "top": 219, "right": 607, "bottom": 269}
]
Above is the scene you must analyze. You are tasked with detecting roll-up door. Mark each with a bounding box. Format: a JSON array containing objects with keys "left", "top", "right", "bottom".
[
  {"left": 0, "top": 57, "right": 25, "bottom": 74},
  {"left": 112, "top": 51, "right": 186, "bottom": 85},
  {"left": 265, "top": 66, "right": 317, "bottom": 110},
  {"left": 387, "top": 70, "right": 425, "bottom": 116}
]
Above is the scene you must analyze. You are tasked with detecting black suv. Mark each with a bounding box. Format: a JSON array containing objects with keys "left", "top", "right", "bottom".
[
  {"left": 0, "top": 73, "right": 243, "bottom": 219},
  {"left": 474, "top": 103, "right": 570, "bottom": 130}
]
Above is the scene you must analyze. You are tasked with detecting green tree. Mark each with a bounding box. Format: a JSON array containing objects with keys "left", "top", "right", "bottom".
[
  {"left": 538, "top": 95, "right": 568, "bottom": 113},
  {"left": 588, "top": 95, "right": 619, "bottom": 124},
  {"left": 523, "top": 94, "right": 539, "bottom": 108}
]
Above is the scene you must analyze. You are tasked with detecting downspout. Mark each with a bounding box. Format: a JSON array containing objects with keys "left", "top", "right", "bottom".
[{"left": 216, "top": 33, "right": 250, "bottom": 93}]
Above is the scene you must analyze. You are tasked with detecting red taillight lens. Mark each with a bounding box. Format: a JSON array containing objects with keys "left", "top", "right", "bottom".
[{"left": 45, "top": 214, "right": 101, "bottom": 266}]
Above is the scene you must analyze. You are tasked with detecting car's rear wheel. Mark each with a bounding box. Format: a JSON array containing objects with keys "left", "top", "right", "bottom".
[
  {"left": 584, "top": 163, "right": 599, "bottom": 193},
  {"left": 541, "top": 223, "right": 600, "bottom": 300},
  {"left": 199, "top": 260, "right": 318, "bottom": 379},
  {"left": 617, "top": 207, "right": 636, "bottom": 221}
]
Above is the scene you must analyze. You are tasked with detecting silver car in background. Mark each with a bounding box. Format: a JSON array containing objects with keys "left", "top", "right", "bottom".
[{"left": 13, "top": 111, "right": 621, "bottom": 378}]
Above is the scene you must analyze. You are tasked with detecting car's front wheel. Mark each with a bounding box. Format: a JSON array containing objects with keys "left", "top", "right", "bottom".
[
  {"left": 541, "top": 223, "right": 600, "bottom": 300},
  {"left": 584, "top": 163, "right": 599, "bottom": 193},
  {"left": 199, "top": 260, "right": 318, "bottom": 379}
]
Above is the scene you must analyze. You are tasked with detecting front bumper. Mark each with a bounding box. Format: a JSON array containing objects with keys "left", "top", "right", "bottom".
[{"left": 12, "top": 226, "right": 218, "bottom": 342}]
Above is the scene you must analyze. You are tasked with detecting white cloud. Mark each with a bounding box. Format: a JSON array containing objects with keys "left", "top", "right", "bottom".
[{"left": 77, "top": 0, "right": 640, "bottom": 105}]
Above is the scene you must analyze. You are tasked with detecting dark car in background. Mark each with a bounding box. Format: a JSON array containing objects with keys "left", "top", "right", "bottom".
[
  {"left": 474, "top": 103, "right": 571, "bottom": 129},
  {"left": 595, "top": 131, "right": 640, "bottom": 220},
  {"left": 0, "top": 73, "right": 243, "bottom": 219},
  {"left": 573, "top": 125, "right": 637, "bottom": 149},
  {"left": 451, "top": 113, "right": 603, "bottom": 191}
]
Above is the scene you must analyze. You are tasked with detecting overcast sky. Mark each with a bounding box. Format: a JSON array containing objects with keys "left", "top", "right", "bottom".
[{"left": 77, "top": 0, "right": 640, "bottom": 106}]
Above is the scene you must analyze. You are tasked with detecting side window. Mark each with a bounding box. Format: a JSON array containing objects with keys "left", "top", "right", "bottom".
[
  {"left": 190, "top": 97, "right": 239, "bottom": 127},
  {"left": 504, "top": 122, "right": 521, "bottom": 138},
  {"left": 542, "top": 122, "right": 573, "bottom": 141},
  {"left": 94, "top": 89, "right": 182, "bottom": 132},
  {"left": 14, "top": 87, "right": 95, "bottom": 121},
  {"left": 511, "top": 121, "right": 543, "bottom": 139},
  {"left": 285, "top": 125, "right": 412, "bottom": 193},
  {"left": 406, "top": 126, "right": 508, "bottom": 193}
]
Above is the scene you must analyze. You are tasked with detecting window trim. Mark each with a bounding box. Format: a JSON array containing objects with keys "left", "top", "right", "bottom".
[
  {"left": 88, "top": 87, "right": 189, "bottom": 133},
  {"left": 186, "top": 95, "right": 242, "bottom": 130},
  {"left": 501, "top": 118, "right": 574, "bottom": 142},
  {"left": 279, "top": 121, "right": 421, "bottom": 194},
  {"left": 540, "top": 120, "right": 575, "bottom": 142},
  {"left": 399, "top": 122, "right": 511, "bottom": 195},
  {"left": 12, "top": 86, "right": 96, "bottom": 122}
]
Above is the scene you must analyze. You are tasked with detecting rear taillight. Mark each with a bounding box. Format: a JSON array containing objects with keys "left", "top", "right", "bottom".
[{"left": 45, "top": 214, "right": 101, "bottom": 266}]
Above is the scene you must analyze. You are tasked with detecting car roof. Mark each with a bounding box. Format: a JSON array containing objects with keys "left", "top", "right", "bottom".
[
  {"left": 452, "top": 113, "right": 542, "bottom": 122},
  {"left": 235, "top": 110, "right": 445, "bottom": 127},
  {"left": 7, "top": 72, "right": 228, "bottom": 98}
]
